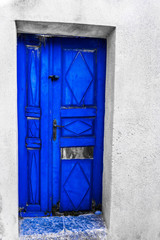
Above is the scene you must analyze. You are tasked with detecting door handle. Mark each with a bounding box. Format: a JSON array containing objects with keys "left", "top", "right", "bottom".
[{"left": 53, "top": 119, "right": 64, "bottom": 141}]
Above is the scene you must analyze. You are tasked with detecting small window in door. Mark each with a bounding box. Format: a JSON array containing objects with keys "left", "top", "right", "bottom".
[{"left": 61, "top": 146, "right": 94, "bottom": 159}]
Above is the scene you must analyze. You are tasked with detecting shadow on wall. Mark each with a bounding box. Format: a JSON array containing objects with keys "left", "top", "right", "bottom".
[{"left": 102, "top": 28, "right": 116, "bottom": 229}]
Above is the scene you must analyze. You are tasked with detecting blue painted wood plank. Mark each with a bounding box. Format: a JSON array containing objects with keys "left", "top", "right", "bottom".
[
  {"left": 61, "top": 118, "right": 94, "bottom": 137},
  {"left": 27, "top": 119, "right": 40, "bottom": 138},
  {"left": 20, "top": 211, "right": 51, "bottom": 217},
  {"left": 93, "top": 39, "right": 106, "bottom": 205},
  {"left": 61, "top": 37, "right": 100, "bottom": 50},
  {"left": 25, "top": 138, "right": 41, "bottom": 148},
  {"left": 62, "top": 49, "right": 77, "bottom": 106},
  {"left": 26, "top": 46, "right": 40, "bottom": 107},
  {"left": 28, "top": 150, "right": 40, "bottom": 204},
  {"left": 52, "top": 38, "right": 62, "bottom": 206},
  {"left": 18, "top": 35, "right": 28, "bottom": 208},
  {"left": 60, "top": 108, "right": 96, "bottom": 117},
  {"left": 19, "top": 34, "right": 41, "bottom": 46},
  {"left": 25, "top": 106, "right": 40, "bottom": 117},
  {"left": 60, "top": 137, "right": 96, "bottom": 147},
  {"left": 27, "top": 205, "right": 41, "bottom": 212},
  {"left": 47, "top": 38, "right": 54, "bottom": 211},
  {"left": 82, "top": 51, "right": 96, "bottom": 105},
  {"left": 40, "top": 38, "right": 50, "bottom": 212}
]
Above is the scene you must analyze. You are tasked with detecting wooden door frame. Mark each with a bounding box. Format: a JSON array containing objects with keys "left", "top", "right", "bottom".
[{"left": 16, "top": 20, "right": 116, "bottom": 228}]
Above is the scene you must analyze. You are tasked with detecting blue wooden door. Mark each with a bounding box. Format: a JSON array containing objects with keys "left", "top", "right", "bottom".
[{"left": 18, "top": 35, "right": 106, "bottom": 216}]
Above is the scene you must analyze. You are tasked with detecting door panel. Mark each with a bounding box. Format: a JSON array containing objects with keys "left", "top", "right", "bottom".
[
  {"left": 18, "top": 35, "right": 50, "bottom": 216},
  {"left": 62, "top": 49, "right": 95, "bottom": 106},
  {"left": 58, "top": 38, "right": 106, "bottom": 211},
  {"left": 61, "top": 118, "right": 94, "bottom": 137},
  {"left": 18, "top": 35, "right": 106, "bottom": 216},
  {"left": 28, "top": 150, "right": 40, "bottom": 204},
  {"left": 61, "top": 159, "right": 92, "bottom": 211}
]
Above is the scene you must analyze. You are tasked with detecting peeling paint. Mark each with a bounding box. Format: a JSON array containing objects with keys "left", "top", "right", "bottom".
[{"left": 12, "top": 0, "right": 39, "bottom": 9}]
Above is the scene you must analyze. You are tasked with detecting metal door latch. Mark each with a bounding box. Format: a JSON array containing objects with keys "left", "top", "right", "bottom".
[
  {"left": 48, "top": 75, "right": 59, "bottom": 81},
  {"left": 53, "top": 119, "right": 64, "bottom": 141}
]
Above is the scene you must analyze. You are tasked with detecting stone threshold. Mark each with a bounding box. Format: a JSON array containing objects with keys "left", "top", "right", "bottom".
[{"left": 19, "top": 213, "right": 107, "bottom": 239}]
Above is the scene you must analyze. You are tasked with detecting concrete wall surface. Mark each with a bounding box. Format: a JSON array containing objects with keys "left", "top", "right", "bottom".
[{"left": 0, "top": 0, "right": 160, "bottom": 239}]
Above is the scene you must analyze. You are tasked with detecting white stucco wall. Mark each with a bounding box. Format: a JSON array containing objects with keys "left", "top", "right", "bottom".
[{"left": 0, "top": 0, "right": 160, "bottom": 239}]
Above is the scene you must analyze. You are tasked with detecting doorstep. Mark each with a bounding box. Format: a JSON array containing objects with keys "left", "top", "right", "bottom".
[{"left": 19, "top": 213, "right": 107, "bottom": 239}]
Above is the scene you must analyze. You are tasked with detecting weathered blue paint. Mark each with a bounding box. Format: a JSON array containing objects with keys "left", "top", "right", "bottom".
[
  {"left": 60, "top": 108, "right": 97, "bottom": 117},
  {"left": 18, "top": 34, "right": 106, "bottom": 216},
  {"left": 19, "top": 214, "right": 107, "bottom": 239}
]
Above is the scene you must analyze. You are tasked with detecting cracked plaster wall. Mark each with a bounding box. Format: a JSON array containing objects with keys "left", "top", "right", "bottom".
[{"left": 0, "top": 0, "right": 160, "bottom": 239}]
